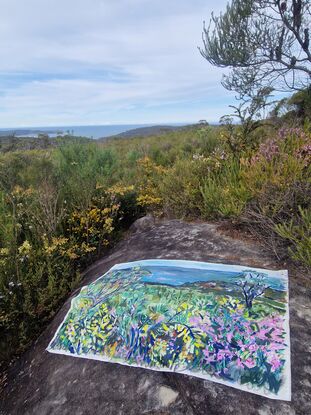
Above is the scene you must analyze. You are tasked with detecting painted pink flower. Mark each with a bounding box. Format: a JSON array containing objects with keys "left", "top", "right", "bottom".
[
  {"left": 217, "top": 350, "right": 227, "bottom": 360},
  {"left": 248, "top": 343, "right": 259, "bottom": 353},
  {"left": 244, "top": 358, "right": 256, "bottom": 369},
  {"left": 256, "top": 328, "right": 270, "bottom": 340},
  {"left": 204, "top": 352, "right": 217, "bottom": 364},
  {"left": 270, "top": 329, "right": 285, "bottom": 342},
  {"left": 269, "top": 354, "right": 282, "bottom": 372},
  {"left": 203, "top": 348, "right": 210, "bottom": 358},
  {"left": 235, "top": 358, "right": 244, "bottom": 368},
  {"left": 267, "top": 342, "right": 285, "bottom": 352},
  {"left": 189, "top": 316, "right": 201, "bottom": 325},
  {"left": 237, "top": 340, "right": 247, "bottom": 351}
]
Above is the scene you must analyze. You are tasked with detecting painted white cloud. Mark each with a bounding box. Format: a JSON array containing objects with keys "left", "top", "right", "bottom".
[{"left": 0, "top": 0, "right": 232, "bottom": 127}]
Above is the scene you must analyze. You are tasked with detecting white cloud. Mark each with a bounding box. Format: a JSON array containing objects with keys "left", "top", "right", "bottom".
[{"left": 0, "top": 0, "right": 231, "bottom": 126}]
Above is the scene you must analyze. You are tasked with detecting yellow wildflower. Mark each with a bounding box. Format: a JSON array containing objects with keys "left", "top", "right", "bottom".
[{"left": 18, "top": 240, "right": 32, "bottom": 256}]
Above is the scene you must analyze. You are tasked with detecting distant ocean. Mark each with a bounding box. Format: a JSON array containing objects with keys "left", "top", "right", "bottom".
[{"left": 0, "top": 123, "right": 186, "bottom": 140}]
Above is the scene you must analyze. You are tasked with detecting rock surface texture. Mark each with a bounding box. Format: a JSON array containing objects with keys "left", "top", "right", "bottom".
[{"left": 1, "top": 218, "right": 310, "bottom": 415}]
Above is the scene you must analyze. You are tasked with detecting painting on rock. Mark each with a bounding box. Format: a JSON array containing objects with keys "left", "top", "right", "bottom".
[{"left": 47, "top": 259, "right": 291, "bottom": 400}]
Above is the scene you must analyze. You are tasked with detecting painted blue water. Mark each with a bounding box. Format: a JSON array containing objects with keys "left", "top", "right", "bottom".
[
  {"left": 120, "top": 265, "right": 286, "bottom": 291},
  {"left": 141, "top": 266, "right": 238, "bottom": 285}
]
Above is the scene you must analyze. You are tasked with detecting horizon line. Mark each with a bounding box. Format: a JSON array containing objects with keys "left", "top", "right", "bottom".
[{"left": 0, "top": 121, "right": 220, "bottom": 130}]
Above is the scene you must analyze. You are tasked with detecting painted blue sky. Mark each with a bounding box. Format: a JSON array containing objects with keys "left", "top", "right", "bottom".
[{"left": 0, "top": 0, "right": 236, "bottom": 127}]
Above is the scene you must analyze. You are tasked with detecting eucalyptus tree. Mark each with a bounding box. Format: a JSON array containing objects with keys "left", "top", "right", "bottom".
[{"left": 200, "top": 0, "right": 311, "bottom": 96}]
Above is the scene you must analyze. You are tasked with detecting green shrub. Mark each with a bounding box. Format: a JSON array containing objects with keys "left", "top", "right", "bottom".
[
  {"left": 0, "top": 146, "right": 141, "bottom": 363},
  {"left": 240, "top": 128, "right": 311, "bottom": 257},
  {"left": 160, "top": 158, "right": 209, "bottom": 217},
  {"left": 0, "top": 242, "right": 81, "bottom": 361},
  {"left": 275, "top": 207, "right": 311, "bottom": 269},
  {"left": 54, "top": 143, "right": 118, "bottom": 210},
  {"left": 200, "top": 158, "right": 251, "bottom": 218}
]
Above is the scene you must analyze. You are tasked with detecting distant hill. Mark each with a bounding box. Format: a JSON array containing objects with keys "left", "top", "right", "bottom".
[
  {"left": 100, "top": 124, "right": 189, "bottom": 140},
  {"left": 0, "top": 123, "right": 209, "bottom": 152}
]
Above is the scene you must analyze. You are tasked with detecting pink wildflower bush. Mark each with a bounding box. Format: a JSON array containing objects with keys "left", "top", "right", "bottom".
[
  {"left": 250, "top": 127, "right": 311, "bottom": 166},
  {"left": 188, "top": 308, "right": 286, "bottom": 392}
]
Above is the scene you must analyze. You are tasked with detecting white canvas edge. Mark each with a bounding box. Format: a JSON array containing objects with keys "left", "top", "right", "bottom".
[{"left": 46, "top": 259, "right": 291, "bottom": 401}]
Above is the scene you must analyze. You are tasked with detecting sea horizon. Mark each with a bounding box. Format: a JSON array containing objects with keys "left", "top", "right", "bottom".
[{"left": 0, "top": 122, "right": 194, "bottom": 139}]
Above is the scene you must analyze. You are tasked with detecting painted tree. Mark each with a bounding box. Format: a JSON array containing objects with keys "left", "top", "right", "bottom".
[
  {"left": 200, "top": 0, "right": 311, "bottom": 96},
  {"left": 236, "top": 271, "right": 270, "bottom": 309}
]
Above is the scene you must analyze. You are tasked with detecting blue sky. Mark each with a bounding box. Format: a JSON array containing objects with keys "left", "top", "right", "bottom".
[{"left": 0, "top": 0, "right": 235, "bottom": 127}]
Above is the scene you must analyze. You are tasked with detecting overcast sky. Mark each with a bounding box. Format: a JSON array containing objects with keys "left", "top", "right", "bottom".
[{"left": 0, "top": 0, "right": 232, "bottom": 127}]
